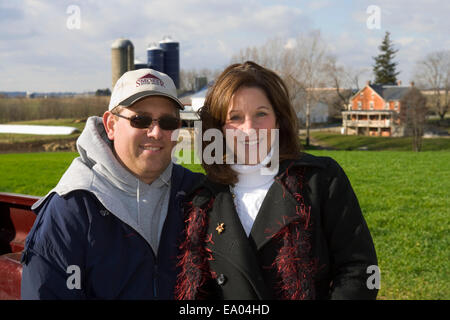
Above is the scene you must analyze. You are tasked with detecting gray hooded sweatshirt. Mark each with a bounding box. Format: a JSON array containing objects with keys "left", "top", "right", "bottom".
[{"left": 32, "top": 116, "right": 172, "bottom": 254}]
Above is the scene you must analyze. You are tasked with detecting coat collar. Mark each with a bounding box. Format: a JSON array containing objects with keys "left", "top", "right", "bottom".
[
  {"left": 249, "top": 178, "right": 298, "bottom": 250},
  {"left": 200, "top": 153, "right": 324, "bottom": 250},
  {"left": 199, "top": 152, "right": 325, "bottom": 193},
  {"left": 279, "top": 152, "right": 327, "bottom": 172},
  {"left": 250, "top": 153, "right": 324, "bottom": 248}
]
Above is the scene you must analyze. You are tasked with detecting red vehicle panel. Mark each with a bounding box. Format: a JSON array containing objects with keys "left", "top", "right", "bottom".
[{"left": 0, "top": 193, "right": 39, "bottom": 300}]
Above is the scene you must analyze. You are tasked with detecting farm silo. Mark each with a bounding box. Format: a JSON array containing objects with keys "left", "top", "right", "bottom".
[
  {"left": 111, "top": 38, "right": 134, "bottom": 88},
  {"left": 159, "top": 37, "right": 180, "bottom": 89},
  {"left": 146, "top": 43, "right": 164, "bottom": 73}
]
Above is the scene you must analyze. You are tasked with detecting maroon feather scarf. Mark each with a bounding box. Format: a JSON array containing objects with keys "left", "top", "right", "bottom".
[{"left": 269, "top": 164, "right": 318, "bottom": 299}]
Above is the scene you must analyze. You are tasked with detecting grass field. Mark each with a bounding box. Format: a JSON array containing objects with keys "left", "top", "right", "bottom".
[
  {"left": 309, "top": 131, "right": 450, "bottom": 151},
  {"left": 0, "top": 150, "right": 448, "bottom": 299}
]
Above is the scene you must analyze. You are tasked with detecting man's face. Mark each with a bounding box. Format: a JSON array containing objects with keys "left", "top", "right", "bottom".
[{"left": 103, "top": 96, "right": 179, "bottom": 184}]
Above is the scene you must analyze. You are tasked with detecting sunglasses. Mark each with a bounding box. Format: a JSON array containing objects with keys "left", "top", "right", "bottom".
[{"left": 112, "top": 112, "right": 180, "bottom": 131}]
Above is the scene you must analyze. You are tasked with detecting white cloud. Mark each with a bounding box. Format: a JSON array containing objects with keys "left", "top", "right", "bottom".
[
  {"left": 0, "top": 0, "right": 447, "bottom": 92},
  {"left": 308, "top": 0, "right": 331, "bottom": 11},
  {"left": 66, "top": 0, "right": 307, "bottom": 71},
  {"left": 397, "top": 37, "right": 415, "bottom": 47},
  {"left": 284, "top": 38, "right": 297, "bottom": 50}
]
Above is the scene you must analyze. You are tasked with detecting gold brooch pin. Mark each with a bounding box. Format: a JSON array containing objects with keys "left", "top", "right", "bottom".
[{"left": 216, "top": 223, "right": 225, "bottom": 234}]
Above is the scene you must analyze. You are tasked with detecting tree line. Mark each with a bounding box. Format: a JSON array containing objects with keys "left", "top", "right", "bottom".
[{"left": 0, "top": 96, "right": 108, "bottom": 123}]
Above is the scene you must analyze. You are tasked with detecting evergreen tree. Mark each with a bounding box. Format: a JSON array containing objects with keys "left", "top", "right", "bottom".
[{"left": 373, "top": 31, "right": 400, "bottom": 85}]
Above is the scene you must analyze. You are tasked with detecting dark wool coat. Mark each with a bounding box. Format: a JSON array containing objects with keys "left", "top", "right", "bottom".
[{"left": 176, "top": 153, "right": 378, "bottom": 300}]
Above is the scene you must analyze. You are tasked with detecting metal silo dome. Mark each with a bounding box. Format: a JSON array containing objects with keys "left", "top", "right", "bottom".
[
  {"left": 159, "top": 36, "right": 180, "bottom": 89},
  {"left": 111, "top": 38, "right": 134, "bottom": 49},
  {"left": 147, "top": 43, "right": 164, "bottom": 73}
]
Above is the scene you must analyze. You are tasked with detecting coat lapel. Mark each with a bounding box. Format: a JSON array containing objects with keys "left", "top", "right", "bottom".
[
  {"left": 206, "top": 190, "right": 272, "bottom": 299},
  {"left": 250, "top": 155, "right": 326, "bottom": 251},
  {"left": 249, "top": 178, "right": 299, "bottom": 250}
]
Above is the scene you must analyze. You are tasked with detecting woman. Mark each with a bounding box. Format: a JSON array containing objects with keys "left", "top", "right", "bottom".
[{"left": 176, "top": 61, "right": 378, "bottom": 300}]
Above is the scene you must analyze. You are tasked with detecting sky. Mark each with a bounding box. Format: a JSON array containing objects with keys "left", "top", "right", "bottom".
[{"left": 0, "top": 0, "right": 449, "bottom": 92}]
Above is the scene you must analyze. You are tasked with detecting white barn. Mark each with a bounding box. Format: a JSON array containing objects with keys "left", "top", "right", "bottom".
[{"left": 190, "top": 87, "right": 208, "bottom": 112}]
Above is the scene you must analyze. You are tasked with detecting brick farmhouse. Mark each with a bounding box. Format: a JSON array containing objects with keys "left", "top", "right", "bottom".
[{"left": 342, "top": 81, "right": 414, "bottom": 137}]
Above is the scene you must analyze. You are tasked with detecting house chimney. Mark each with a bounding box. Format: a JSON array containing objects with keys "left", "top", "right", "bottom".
[
  {"left": 410, "top": 81, "right": 415, "bottom": 87},
  {"left": 366, "top": 80, "right": 371, "bottom": 86},
  {"left": 397, "top": 80, "right": 402, "bottom": 86}
]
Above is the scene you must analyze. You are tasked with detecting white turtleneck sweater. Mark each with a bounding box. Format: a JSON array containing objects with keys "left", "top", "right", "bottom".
[{"left": 230, "top": 150, "right": 277, "bottom": 236}]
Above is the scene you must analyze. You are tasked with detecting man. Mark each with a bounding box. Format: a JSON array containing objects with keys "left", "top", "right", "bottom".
[{"left": 21, "top": 69, "right": 203, "bottom": 299}]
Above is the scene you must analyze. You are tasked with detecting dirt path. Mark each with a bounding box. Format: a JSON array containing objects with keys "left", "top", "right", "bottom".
[{"left": 0, "top": 138, "right": 77, "bottom": 154}]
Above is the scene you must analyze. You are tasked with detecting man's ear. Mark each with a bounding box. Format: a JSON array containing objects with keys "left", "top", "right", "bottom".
[{"left": 103, "top": 111, "right": 116, "bottom": 140}]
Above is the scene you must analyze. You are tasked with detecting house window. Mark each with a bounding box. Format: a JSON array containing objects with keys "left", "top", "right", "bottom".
[
  {"left": 360, "top": 92, "right": 364, "bottom": 97},
  {"left": 358, "top": 101, "right": 362, "bottom": 110},
  {"left": 394, "top": 101, "right": 399, "bottom": 110},
  {"left": 385, "top": 102, "right": 389, "bottom": 110},
  {"left": 370, "top": 101, "right": 374, "bottom": 110}
]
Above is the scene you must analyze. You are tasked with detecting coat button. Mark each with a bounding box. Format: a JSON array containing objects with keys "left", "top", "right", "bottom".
[{"left": 216, "top": 274, "right": 227, "bottom": 286}]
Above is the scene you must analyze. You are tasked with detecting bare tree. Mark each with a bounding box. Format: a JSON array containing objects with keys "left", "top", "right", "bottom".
[
  {"left": 400, "top": 87, "right": 428, "bottom": 152},
  {"left": 179, "top": 68, "right": 220, "bottom": 93},
  {"left": 293, "top": 31, "right": 330, "bottom": 146},
  {"left": 414, "top": 50, "right": 450, "bottom": 121},
  {"left": 230, "top": 31, "right": 332, "bottom": 146},
  {"left": 179, "top": 69, "right": 197, "bottom": 92},
  {"left": 323, "top": 55, "right": 367, "bottom": 114}
]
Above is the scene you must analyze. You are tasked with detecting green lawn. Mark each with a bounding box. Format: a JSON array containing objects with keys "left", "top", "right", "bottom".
[
  {"left": 310, "top": 132, "right": 450, "bottom": 151},
  {"left": 0, "top": 152, "right": 79, "bottom": 196},
  {"left": 311, "top": 150, "right": 450, "bottom": 300},
  {"left": 0, "top": 150, "right": 448, "bottom": 299}
]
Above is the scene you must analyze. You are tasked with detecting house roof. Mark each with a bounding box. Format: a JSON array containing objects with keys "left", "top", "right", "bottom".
[
  {"left": 350, "top": 83, "right": 412, "bottom": 102},
  {"left": 190, "top": 86, "right": 208, "bottom": 98},
  {"left": 370, "top": 84, "right": 411, "bottom": 101}
]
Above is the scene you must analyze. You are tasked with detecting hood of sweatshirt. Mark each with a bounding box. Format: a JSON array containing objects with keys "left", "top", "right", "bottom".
[{"left": 32, "top": 116, "right": 172, "bottom": 253}]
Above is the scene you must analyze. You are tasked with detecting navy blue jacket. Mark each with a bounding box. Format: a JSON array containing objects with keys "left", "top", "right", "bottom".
[{"left": 21, "top": 165, "right": 203, "bottom": 299}]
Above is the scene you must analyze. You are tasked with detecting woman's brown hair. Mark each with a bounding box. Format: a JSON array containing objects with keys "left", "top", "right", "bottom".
[{"left": 199, "top": 61, "right": 301, "bottom": 185}]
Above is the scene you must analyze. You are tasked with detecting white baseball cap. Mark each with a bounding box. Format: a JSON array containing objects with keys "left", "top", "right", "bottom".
[{"left": 108, "top": 68, "right": 184, "bottom": 111}]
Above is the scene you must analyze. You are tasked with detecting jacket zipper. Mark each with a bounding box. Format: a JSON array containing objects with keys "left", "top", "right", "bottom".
[{"left": 153, "top": 264, "right": 158, "bottom": 298}]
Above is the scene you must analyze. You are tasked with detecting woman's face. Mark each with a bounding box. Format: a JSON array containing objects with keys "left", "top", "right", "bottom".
[{"left": 222, "top": 86, "right": 278, "bottom": 165}]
